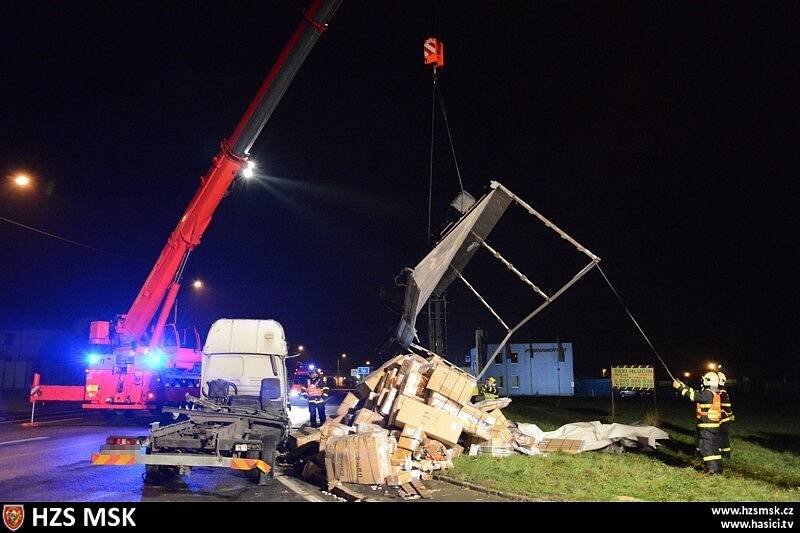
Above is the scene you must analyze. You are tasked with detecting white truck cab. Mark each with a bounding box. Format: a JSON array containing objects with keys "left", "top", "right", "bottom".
[{"left": 201, "top": 319, "right": 288, "bottom": 407}]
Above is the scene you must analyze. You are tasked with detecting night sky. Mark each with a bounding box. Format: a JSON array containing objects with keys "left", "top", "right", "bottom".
[{"left": 1, "top": 1, "right": 797, "bottom": 381}]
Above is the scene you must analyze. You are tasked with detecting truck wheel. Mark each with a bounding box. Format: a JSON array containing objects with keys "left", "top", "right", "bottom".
[{"left": 257, "top": 451, "right": 274, "bottom": 485}]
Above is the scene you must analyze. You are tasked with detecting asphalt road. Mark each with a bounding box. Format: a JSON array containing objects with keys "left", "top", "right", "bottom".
[
  {"left": 0, "top": 392, "right": 506, "bottom": 502},
  {"left": 0, "top": 395, "right": 346, "bottom": 502}
]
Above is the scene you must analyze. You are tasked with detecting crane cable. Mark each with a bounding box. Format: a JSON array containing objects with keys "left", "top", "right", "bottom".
[
  {"left": 426, "top": 70, "right": 467, "bottom": 246},
  {"left": 427, "top": 71, "right": 437, "bottom": 247},
  {"left": 596, "top": 263, "right": 677, "bottom": 382}
]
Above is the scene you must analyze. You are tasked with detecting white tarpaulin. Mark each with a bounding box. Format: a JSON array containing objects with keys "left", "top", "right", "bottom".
[{"left": 516, "top": 421, "right": 669, "bottom": 453}]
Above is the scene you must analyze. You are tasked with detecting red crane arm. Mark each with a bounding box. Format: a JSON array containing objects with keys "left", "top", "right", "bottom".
[{"left": 117, "top": 0, "right": 341, "bottom": 343}]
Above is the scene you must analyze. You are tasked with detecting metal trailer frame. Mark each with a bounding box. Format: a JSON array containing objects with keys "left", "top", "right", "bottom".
[{"left": 92, "top": 398, "right": 290, "bottom": 480}]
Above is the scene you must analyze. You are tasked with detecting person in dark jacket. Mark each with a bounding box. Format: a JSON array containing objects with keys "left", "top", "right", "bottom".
[
  {"left": 674, "top": 371, "right": 723, "bottom": 474},
  {"left": 717, "top": 371, "right": 734, "bottom": 459},
  {"left": 301, "top": 369, "right": 329, "bottom": 428}
]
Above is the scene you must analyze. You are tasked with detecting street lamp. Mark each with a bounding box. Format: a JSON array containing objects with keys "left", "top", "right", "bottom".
[
  {"left": 337, "top": 353, "right": 346, "bottom": 383},
  {"left": 13, "top": 174, "right": 31, "bottom": 187},
  {"left": 707, "top": 362, "right": 717, "bottom": 371},
  {"left": 365, "top": 361, "right": 370, "bottom": 366},
  {"left": 192, "top": 279, "right": 203, "bottom": 289},
  {"left": 684, "top": 371, "right": 691, "bottom": 378}
]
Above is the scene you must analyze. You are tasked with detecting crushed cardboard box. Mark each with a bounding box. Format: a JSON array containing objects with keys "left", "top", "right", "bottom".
[{"left": 298, "top": 352, "right": 529, "bottom": 491}]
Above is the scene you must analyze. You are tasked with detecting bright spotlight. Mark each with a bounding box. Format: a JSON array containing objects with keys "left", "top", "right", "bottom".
[
  {"left": 86, "top": 353, "right": 101, "bottom": 366},
  {"left": 13, "top": 174, "right": 31, "bottom": 187},
  {"left": 308, "top": 364, "right": 315, "bottom": 370},
  {"left": 192, "top": 279, "right": 203, "bottom": 289}
]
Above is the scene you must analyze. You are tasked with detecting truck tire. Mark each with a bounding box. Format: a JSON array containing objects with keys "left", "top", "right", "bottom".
[{"left": 258, "top": 447, "right": 276, "bottom": 485}]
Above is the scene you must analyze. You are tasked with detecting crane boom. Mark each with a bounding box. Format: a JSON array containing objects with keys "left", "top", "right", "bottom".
[{"left": 117, "top": 0, "right": 341, "bottom": 343}]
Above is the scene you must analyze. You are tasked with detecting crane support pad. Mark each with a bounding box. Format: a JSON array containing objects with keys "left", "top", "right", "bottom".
[{"left": 90, "top": 452, "right": 270, "bottom": 473}]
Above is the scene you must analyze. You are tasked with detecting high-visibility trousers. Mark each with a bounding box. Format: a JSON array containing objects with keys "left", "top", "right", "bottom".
[
  {"left": 698, "top": 427, "right": 722, "bottom": 473},
  {"left": 719, "top": 421, "right": 732, "bottom": 458}
]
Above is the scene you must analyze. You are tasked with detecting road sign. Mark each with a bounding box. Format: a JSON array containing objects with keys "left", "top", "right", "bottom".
[
  {"left": 350, "top": 369, "right": 359, "bottom": 377},
  {"left": 357, "top": 366, "right": 371, "bottom": 376},
  {"left": 611, "top": 365, "right": 655, "bottom": 390}
]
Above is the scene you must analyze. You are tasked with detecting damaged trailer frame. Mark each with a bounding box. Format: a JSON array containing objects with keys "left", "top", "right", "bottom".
[
  {"left": 92, "top": 397, "right": 288, "bottom": 480},
  {"left": 394, "top": 181, "right": 600, "bottom": 378}
]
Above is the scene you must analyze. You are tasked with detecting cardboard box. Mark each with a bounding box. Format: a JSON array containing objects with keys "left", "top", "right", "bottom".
[
  {"left": 379, "top": 388, "right": 398, "bottom": 416},
  {"left": 352, "top": 408, "right": 383, "bottom": 426},
  {"left": 391, "top": 448, "right": 412, "bottom": 467},
  {"left": 356, "top": 354, "right": 406, "bottom": 398},
  {"left": 324, "top": 433, "right": 393, "bottom": 485},
  {"left": 288, "top": 427, "right": 321, "bottom": 450},
  {"left": 337, "top": 392, "right": 360, "bottom": 416},
  {"left": 397, "top": 425, "right": 425, "bottom": 451},
  {"left": 394, "top": 396, "right": 463, "bottom": 446},
  {"left": 425, "top": 363, "right": 476, "bottom": 405},
  {"left": 426, "top": 391, "right": 463, "bottom": 417},
  {"left": 386, "top": 471, "right": 412, "bottom": 486},
  {"left": 457, "top": 404, "right": 497, "bottom": 439},
  {"left": 356, "top": 423, "right": 389, "bottom": 435}
]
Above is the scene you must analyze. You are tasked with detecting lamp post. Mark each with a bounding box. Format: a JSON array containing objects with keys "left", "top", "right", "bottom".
[{"left": 337, "top": 353, "right": 347, "bottom": 386}]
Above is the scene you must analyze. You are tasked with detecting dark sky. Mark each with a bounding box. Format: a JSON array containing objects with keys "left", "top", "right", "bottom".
[{"left": 1, "top": 1, "right": 797, "bottom": 380}]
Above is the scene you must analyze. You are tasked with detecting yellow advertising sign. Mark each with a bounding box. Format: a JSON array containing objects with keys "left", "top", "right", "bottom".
[{"left": 611, "top": 365, "right": 654, "bottom": 390}]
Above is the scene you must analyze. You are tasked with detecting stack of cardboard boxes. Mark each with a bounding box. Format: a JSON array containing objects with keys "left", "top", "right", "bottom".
[{"left": 290, "top": 352, "right": 534, "bottom": 489}]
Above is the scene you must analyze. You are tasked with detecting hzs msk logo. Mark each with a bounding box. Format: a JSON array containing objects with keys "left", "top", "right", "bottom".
[{"left": 2, "top": 505, "right": 24, "bottom": 532}]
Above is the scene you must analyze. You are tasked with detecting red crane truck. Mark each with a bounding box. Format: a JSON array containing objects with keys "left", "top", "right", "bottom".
[{"left": 28, "top": 0, "right": 341, "bottom": 420}]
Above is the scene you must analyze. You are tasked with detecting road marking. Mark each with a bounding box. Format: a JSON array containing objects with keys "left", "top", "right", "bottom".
[
  {"left": 0, "top": 414, "right": 83, "bottom": 425},
  {"left": 274, "top": 474, "right": 326, "bottom": 502},
  {"left": 0, "top": 436, "right": 51, "bottom": 446}
]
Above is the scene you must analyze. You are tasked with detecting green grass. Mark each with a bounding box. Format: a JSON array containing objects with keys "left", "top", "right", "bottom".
[{"left": 448, "top": 394, "right": 800, "bottom": 501}]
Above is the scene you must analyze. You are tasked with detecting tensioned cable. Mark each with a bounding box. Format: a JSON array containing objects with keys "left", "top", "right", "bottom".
[
  {"left": 435, "top": 84, "right": 466, "bottom": 210},
  {"left": 0, "top": 214, "right": 117, "bottom": 256},
  {"left": 427, "top": 72, "right": 437, "bottom": 247},
  {"left": 597, "top": 263, "right": 676, "bottom": 382}
]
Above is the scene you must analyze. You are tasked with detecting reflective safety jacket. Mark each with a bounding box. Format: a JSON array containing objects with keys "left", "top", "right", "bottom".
[
  {"left": 479, "top": 383, "right": 499, "bottom": 399},
  {"left": 680, "top": 384, "right": 721, "bottom": 428},
  {"left": 302, "top": 377, "right": 329, "bottom": 403},
  {"left": 719, "top": 388, "right": 735, "bottom": 423}
]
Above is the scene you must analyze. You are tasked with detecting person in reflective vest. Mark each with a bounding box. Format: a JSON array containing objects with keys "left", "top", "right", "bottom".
[
  {"left": 717, "top": 371, "right": 734, "bottom": 459},
  {"left": 302, "top": 369, "right": 329, "bottom": 428},
  {"left": 673, "top": 371, "right": 723, "bottom": 474},
  {"left": 478, "top": 377, "right": 499, "bottom": 400}
]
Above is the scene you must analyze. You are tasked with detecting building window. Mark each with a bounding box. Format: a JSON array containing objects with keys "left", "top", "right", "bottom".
[
  {"left": 496, "top": 376, "right": 504, "bottom": 388},
  {"left": 511, "top": 375, "right": 520, "bottom": 388},
  {"left": 510, "top": 352, "right": 518, "bottom": 364},
  {"left": 495, "top": 352, "right": 503, "bottom": 364},
  {"left": 4, "top": 332, "right": 13, "bottom": 346}
]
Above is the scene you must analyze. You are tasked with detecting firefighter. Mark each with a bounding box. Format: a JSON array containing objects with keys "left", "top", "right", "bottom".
[
  {"left": 478, "top": 377, "right": 499, "bottom": 400},
  {"left": 673, "top": 372, "right": 723, "bottom": 474},
  {"left": 302, "top": 369, "right": 329, "bottom": 428},
  {"left": 717, "top": 371, "right": 734, "bottom": 459}
]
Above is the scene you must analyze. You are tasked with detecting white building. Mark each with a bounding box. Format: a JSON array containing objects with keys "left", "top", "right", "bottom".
[{"left": 467, "top": 341, "right": 574, "bottom": 396}]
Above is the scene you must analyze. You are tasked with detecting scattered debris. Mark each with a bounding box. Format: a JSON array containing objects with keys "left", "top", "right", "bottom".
[
  {"left": 286, "top": 353, "right": 670, "bottom": 498},
  {"left": 288, "top": 352, "right": 530, "bottom": 493}
]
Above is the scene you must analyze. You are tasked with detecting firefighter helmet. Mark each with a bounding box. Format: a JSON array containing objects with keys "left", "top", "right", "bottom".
[
  {"left": 717, "top": 371, "right": 726, "bottom": 387},
  {"left": 487, "top": 377, "right": 496, "bottom": 385},
  {"left": 702, "top": 371, "right": 719, "bottom": 388}
]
